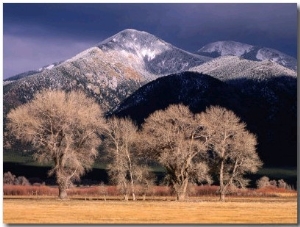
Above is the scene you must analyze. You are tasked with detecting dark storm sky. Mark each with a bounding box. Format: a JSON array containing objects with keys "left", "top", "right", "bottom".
[{"left": 3, "top": 3, "right": 297, "bottom": 79}]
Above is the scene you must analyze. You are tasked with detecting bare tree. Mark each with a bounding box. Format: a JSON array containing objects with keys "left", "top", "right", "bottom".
[
  {"left": 200, "top": 106, "right": 262, "bottom": 201},
  {"left": 3, "top": 172, "right": 16, "bottom": 185},
  {"left": 7, "top": 90, "right": 105, "bottom": 199},
  {"left": 15, "top": 176, "right": 31, "bottom": 186},
  {"left": 256, "top": 176, "right": 270, "bottom": 189},
  {"left": 142, "top": 104, "right": 211, "bottom": 201},
  {"left": 277, "top": 179, "right": 287, "bottom": 189},
  {"left": 104, "top": 117, "right": 151, "bottom": 201}
]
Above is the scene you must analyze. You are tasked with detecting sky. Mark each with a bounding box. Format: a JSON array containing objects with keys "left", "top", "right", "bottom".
[{"left": 3, "top": 3, "right": 297, "bottom": 79}]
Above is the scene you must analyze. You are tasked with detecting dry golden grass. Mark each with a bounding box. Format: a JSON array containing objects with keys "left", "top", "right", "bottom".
[{"left": 3, "top": 196, "right": 297, "bottom": 224}]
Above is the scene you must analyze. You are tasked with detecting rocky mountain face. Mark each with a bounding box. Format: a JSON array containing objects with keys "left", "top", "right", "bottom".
[
  {"left": 197, "top": 41, "right": 297, "bottom": 71},
  {"left": 114, "top": 71, "right": 297, "bottom": 167}
]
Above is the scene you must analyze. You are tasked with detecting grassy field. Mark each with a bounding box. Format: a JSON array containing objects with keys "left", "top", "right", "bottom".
[{"left": 3, "top": 196, "right": 297, "bottom": 224}]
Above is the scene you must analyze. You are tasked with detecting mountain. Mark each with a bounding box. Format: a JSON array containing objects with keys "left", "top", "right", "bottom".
[
  {"left": 197, "top": 41, "right": 297, "bottom": 71},
  {"left": 3, "top": 29, "right": 211, "bottom": 115},
  {"left": 114, "top": 71, "right": 297, "bottom": 167},
  {"left": 189, "top": 56, "right": 296, "bottom": 81},
  {"left": 114, "top": 72, "right": 243, "bottom": 124}
]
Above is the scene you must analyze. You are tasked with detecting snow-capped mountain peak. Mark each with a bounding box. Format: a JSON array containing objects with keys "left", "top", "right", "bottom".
[
  {"left": 97, "top": 28, "right": 211, "bottom": 76},
  {"left": 197, "top": 41, "right": 297, "bottom": 71},
  {"left": 98, "top": 29, "right": 171, "bottom": 60},
  {"left": 255, "top": 47, "right": 296, "bottom": 69}
]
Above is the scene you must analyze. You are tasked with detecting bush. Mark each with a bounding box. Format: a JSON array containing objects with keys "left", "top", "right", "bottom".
[
  {"left": 3, "top": 171, "right": 30, "bottom": 186},
  {"left": 3, "top": 183, "right": 296, "bottom": 198},
  {"left": 3, "top": 185, "right": 58, "bottom": 196},
  {"left": 277, "top": 179, "right": 287, "bottom": 189},
  {"left": 256, "top": 176, "right": 294, "bottom": 190},
  {"left": 188, "top": 185, "right": 219, "bottom": 196},
  {"left": 151, "top": 186, "right": 172, "bottom": 196},
  {"left": 3, "top": 172, "right": 16, "bottom": 185},
  {"left": 256, "top": 176, "right": 270, "bottom": 188},
  {"left": 15, "top": 176, "right": 30, "bottom": 186}
]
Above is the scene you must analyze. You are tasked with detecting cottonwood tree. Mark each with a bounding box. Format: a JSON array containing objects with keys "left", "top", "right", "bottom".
[
  {"left": 3, "top": 172, "right": 30, "bottom": 185},
  {"left": 256, "top": 176, "right": 271, "bottom": 189},
  {"left": 7, "top": 90, "right": 105, "bottom": 199},
  {"left": 200, "top": 106, "right": 262, "bottom": 201},
  {"left": 3, "top": 172, "right": 16, "bottom": 185},
  {"left": 104, "top": 117, "right": 153, "bottom": 201},
  {"left": 142, "top": 104, "right": 211, "bottom": 201}
]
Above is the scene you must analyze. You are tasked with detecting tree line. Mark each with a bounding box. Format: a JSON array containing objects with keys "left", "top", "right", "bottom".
[{"left": 6, "top": 90, "right": 262, "bottom": 201}]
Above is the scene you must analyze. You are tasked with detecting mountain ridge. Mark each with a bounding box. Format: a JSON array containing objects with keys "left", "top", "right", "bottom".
[
  {"left": 197, "top": 40, "right": 297, "bottom": 71},
  {"left": 189, "top": 56, "right": 296, "bottom": 82}
]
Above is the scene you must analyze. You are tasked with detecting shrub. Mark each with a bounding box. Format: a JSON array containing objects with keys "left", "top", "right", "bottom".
[
  {"left": 3, "top": 185, "right": 58, "bottom": 196},
  {"left": 15, "top": 176, "right": 30, "bottom": 186},
  {"left": 152, "top": 186, "right": 172, "bottom": 196},
  {"left": 189, "top": 185, "right": 219, "bottom": 196},
  {"left": 256, "top": 176, "right": 270, "bottom": 189},
  {"left": 3, "top": 172, "right": 16, "bottom": 185},
  {"left": 256, "top": 176, "right": 294, "bottom": 191},
  {"left": 277, "top": 179, "right": 287, "bottom": 189},
  {"left": 3, "top": 171, "right": 31, "bottom": 186}
]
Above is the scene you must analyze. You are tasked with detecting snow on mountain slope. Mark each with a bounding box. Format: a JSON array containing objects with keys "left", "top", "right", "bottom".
[
  {"left": 99, "top": 29, "right": 171, "bottom": 61},
  {"left": 190, "top": 56, "right": 296, "bottom": 81},
  {"left": 3, "top": 46, "right": 146, "bottom": 114},
  {"left": 198, "top": 41, "right": 253, "bottom": 57},
  {"left": 3, "top": 61, "right": 63, "bottom": 85},
  {"left": 197, "top": 41, "right": 297, "bottom": 71},
  {"left": 255, "top": 47, "right": 297, "bottom": 70}
]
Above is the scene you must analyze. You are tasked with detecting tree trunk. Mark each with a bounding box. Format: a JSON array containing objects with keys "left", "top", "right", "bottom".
[
  {"left": 219, "top": 159, "right": 225, "bottom": 202},
  {"left": 58, "top": 185, "right": 68, "bottom": 200},
  {"left": 220, "top": 191, "right": 225, "bottom": 202},
  {"left": 132, "top": 192, "right": 136, "bottom": 201},
  {"left": 124, "top": 194, "right": 129, "bottom": 201},
  {"left": 177, "top": 192, "right": 186, "bottom": 201},
  {"left": 128, "top": 156, "right": 136, "bottom": 201},
  {"left": 176, "top": 179, "right": 189, "bottom": 201}
]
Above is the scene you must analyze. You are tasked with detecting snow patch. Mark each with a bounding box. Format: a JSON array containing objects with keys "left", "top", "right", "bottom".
[
  {"left": 46, "top": 64, "right": 55, "bottom": 70},
  {"left": 141, "top": 48, "right": 157, "bottom": 61},
  {"left": 199, "top": 41, "right": 253, "bottom": 56},
  {"left": 108, "top": 76, "right": 118, "bottom": 89}
]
